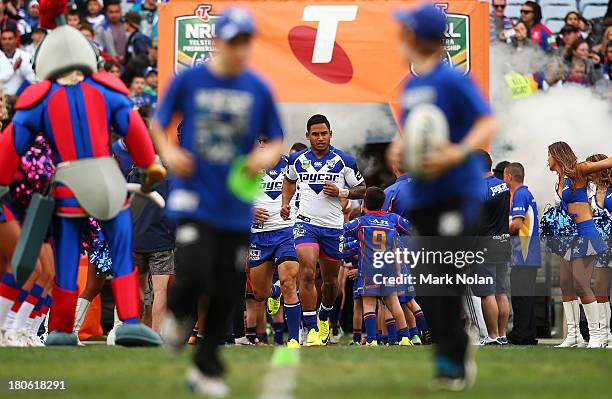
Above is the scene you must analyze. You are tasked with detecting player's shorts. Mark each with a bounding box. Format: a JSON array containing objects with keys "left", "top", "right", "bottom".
[
  {"left": 134, "top": 250, "right": 176, "bottom": 276},
  {"left": 353, "top": 273, "right": 363, "bottom": 299},
  {"left": 293, "top": 221, "right": 343, "bottom": 260},
  {"left": 469, "top": 262, "right": 508, "bottom": 296},
  {"left": 248, "top": 227, "right": 297, "bottom": 268},
  {"left": 396, "top": 262, "right": 416, "bottom": 303}
]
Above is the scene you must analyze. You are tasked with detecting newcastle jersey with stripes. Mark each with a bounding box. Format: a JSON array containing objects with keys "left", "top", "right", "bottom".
[{"left": 285, "top": 146, "right": 364, "bottom": 229}]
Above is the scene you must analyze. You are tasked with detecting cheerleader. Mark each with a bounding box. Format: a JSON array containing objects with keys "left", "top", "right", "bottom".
[
  {"left": 0, "top": 136, "right": 56, "bottom": 347},
  {"left": 548, "top": 142, "right": 612, "bottom": 348},
  {"left": 586, "top": 154, "right": 612, "bottom": 348}
]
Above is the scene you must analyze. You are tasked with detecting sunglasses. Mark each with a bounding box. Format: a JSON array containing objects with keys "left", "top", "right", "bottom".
[
  {"left": 520, "top": 9, "right": 533, "bottom": 14},
  {"left": 493, "top": 5, "right": 506, "bottom": 9},
  {"left": 258, "top": 138, "right": 269, "bottom": 144}
]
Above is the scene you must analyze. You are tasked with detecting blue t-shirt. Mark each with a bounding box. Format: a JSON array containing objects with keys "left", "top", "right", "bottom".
[
  {"left": 383, "top": 174, "right": 411, "bottom": 214},
  {"left": 510, "top": 186, "right": 541, "bottom": 267},
  {"left": 401, "top": 63, "right": 490, "bottom": 209},
  {"left": 155, "top": 65, "right": 283, "bottom": 231}
]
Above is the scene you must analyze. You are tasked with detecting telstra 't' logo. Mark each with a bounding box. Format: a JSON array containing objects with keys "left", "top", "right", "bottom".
[{"left": 288, "top": 5, "right": 358, "bottom": 84}]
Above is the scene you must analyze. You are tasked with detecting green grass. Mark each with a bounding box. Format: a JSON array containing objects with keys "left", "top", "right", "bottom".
[{"left": 1, "top": 344, "right": 611, "bottom": 399}]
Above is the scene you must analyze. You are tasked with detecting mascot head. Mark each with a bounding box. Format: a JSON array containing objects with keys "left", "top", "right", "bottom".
[{"left": 34, "top": 0, "right": 99, "bottom": 80}]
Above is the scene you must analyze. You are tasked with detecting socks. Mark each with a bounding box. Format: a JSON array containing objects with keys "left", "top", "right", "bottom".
[
  {"left": 284, "top": 301, "right": 301, "bottom": 342},
  {"left": 385, "top": 318, "right": 398, "bottom": 343},
  {"left": 318, "top": 302, "right": 333, "bottom": 322},
  {"left": 329, "top": 295, "right": 343, "bottom": 330},
  {"left": 352, "top": 331, "right": 362, "bottom": 343},
  {"left": 257, "top": 332, "right": 268, "bottom": 344},
  {"left": 303, "top": 310, "right": 318, "bottom": 331},
  {"left": 270, "top": 284, "right": 281, "bottom": 300},
  {"left": 4, "top": 289, "right": 28, "bottom": 330},
  {"left": 363, "top": 312, "right": 377, "bottom": 343},
  {"left": 13, "top": 284, "right": 43, "bottom": 331},
  {"left": 409, "top": 326, "right": 419, "bottom": 338},
  {"left": 0, "top": 273, "right": 20, "bottom": 328},
  {"left": 413, "top": 309, "right": 429, "bottom": 332},
  {"left": 272, "top": 322, "right": 284, "bottom": 345},
  {"left": 398, "top": 327, "right": 410, "bottom": 339}
]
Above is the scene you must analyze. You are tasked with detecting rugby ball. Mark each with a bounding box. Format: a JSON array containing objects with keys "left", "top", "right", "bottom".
[{"left": 403, "top": 103, "right": 449, "bottom": 180}]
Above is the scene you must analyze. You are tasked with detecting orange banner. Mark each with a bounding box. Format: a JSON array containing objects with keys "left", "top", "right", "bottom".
[{"left": 158, "top": 0, "right": 489, "bottom": 103}]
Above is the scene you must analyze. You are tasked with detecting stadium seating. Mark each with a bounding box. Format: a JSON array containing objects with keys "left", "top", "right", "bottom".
[
  {"left": 505, "top": 1, "right": 523, "bottom": 21},
  {"left": 545, "top": 17, "right": 566, "bottom": 33},
  {"left": 581, "top": 2, "right": 608, "bottom": 19},
  {"left": 541, "top": 3, "right": 577, "bottom": 21}
]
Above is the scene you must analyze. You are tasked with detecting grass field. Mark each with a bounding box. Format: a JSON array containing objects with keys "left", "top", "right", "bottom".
[{"left": 2, "top": 342, "right": 612, "bottom": 399}]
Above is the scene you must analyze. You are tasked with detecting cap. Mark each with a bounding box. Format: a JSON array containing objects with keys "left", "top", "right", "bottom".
[
  {"left": 560, "top": 24, "right": 579, "bottom": 34},
  {"left": 215, "top": 7, "right": 255, "bottom": 41},
  {"left": 144, "top": 66, "right": 157, "bottom": 76},
  {"left": 393, "top": 3, "right": 447, "bottom": 40},
  {"left": 29, "top": 0, "right": 39, "bottom": 7}
]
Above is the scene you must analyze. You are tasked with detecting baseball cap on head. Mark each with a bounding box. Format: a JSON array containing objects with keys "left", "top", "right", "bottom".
[
  {"left": 393, "top": 3, "right": 447, "bottom": 40},
  {"left": 215, "top": 7, "right": 255, "bottom": 41},
  {"left": 144, "top": 66, "right": 157, "bottom": 76}
]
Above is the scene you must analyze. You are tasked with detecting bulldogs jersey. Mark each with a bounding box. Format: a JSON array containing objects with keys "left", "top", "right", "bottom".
[
  {"left": 285, "top": 146, "right": 364, "bottom": 229},
  {"left": 252, "top": 156, "right": 296, "bottom": 233}
]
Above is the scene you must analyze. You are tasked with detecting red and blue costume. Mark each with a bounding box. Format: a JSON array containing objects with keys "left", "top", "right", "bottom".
[{"left": 0, "top": 72, "right": 156, "bottom": 335}]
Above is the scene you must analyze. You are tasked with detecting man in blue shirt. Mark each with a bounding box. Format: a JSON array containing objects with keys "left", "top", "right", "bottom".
[
  {"left": 150, "top": 7, "right": 283, "bottom": 396},
  {"left": 391, "top": 4, "right": 498, "bottom": 391},
  {"left": 504, "top": 162, "right": 541, "bottom": 345}
]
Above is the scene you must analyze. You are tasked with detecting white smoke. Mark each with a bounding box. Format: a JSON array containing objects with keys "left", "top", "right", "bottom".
[{"left": 489, "top": 43, "right": 612, "bottom": 210}]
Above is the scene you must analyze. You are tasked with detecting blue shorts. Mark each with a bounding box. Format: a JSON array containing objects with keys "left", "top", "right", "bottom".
[
  {"left": 293, "top": 222, "right": 343, "bottom": 260},
  {"left": 248, "top": 227, "right": 297, "bottom": 268}
]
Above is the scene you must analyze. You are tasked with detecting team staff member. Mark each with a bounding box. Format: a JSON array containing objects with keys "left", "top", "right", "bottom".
[
  {"left": 504, "top": 162, "right": 541, "bottom": 345},
  {"left": 281, "top": 114, "right": 365, "bottom": 346},
  {"left": 390, "top": 4, "right": 498, "bottom": 390},
  {"left": 151, "top": 7, "right": 284, "bottom": 397}
]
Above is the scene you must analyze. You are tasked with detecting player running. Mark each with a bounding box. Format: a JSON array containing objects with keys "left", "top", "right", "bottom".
[
  {"left": 389, "top": 3, "right": 498, "bottom": 390},
  {"left": 281, "top": 114, "right": 365, "bottom": 346},
  {"left": 344, "top": 187, "right": 414, "bottom": 347},
  {"left": 152, "top": 7, "right": 284, "bottom": 397},
  {"left": 246, "top": 139, "right": 303, "bottom": 349}
]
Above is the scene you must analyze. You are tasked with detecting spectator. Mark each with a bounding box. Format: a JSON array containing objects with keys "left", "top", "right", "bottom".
[
  {"left": 539, "top": 58, "right": 565, "bottom": 90},
  {"left": 490, "top": 0, "right": 513, "bottom": 42},
  {"left": 0, "top": 2, "right": 18, "bottom": 35},
  {"left": 577, "top": 15, "right": 596, "bottom": 48},
  {"left": 566, "top": 58, "right": 588, "bottom": 85},
  {"left": 143, "top": 66, "right": 157, "bottom": 98},
  {"left": 21, "top": 26, "right": 45, "bottom": 58},
  {"left": 129, "top": 74, "right": 155, "bottom": 108},
  {"left": 0, "top": 28, "right": 35, "bottom": 96},
  {"left": 78, "top": 22, "right": 113, "bottom": 62},
  {"left": 25, "top": 0, "right": 39, "bottom": 30},
  {"left": 520, "top": 1, "right": 556, "bottom": 51},
  {"left": 95, "top": 1, "right": 127, "bottom": 60},
  {"left": 564, "top": 11, "right": 580, "bottom": 28},
  {"left": 85, "top": 0, "right": 104, "bottom": 30},
  {"left": 121, "top": 36, "right": 156, "bottom": 88},
  {"left": 557, "top": 24, "right": 580, "bottom": 58},
  {"left": 510, "top": 20, "right": 538, "bottom": 51},
  {"left": 603, "top": 42, "right": 612, "bottom": 79},
  {"left": 123, "top": 11, "right": 151, "bottom": 66},
  {"left": 593, "top": 26, "right": 612, "bottom": 53},
  {"left": 504, "top": 163, "right": 540, "bottom": 346},
  {"left": 103, "top": 59, "right": 121, "bottom": 77},
  {"left": 564, "top": 39, "right": 603, "bottom": 85},
  {"left": 131, "top": 0, "right": 157, "bottom": 39},
  {"left": 66, "top": 9, "right": 81, "bottom": 28}
]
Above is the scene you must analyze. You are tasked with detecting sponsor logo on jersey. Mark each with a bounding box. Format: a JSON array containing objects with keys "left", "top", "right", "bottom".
[
  {"left": 490, "top": 182, "right": 509, "bottom": 196},
  {"left": 293, "top": 224, "right": 306, "bottom": 238},
  {"left": 301, "top": 160, "right": 311, "bottom": 169},
  {"left": 369, "top": 218, "right": 390, "bottom": 227},
  {"left": 298, "top": 172, "right": 340, "bottom": 183},
  {"left": 249, "top": 249, "right": 261, "bottom": 261},
  {"left": 314, "top": 161, "right": 323, "bottom": 167},
  {"left": 269, "top": 170, "right": 279, "bottom": 176},
  {"left": 262, "top": 181, "right": 283, "bottom": 191}
]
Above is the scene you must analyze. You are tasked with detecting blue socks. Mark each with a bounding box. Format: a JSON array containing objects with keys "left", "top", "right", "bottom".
[
  {"left": 409, "top": 327, "right": 419, "bottom": 338},
  {"left": 270, "top": 284, "right": 281, "bottom": 300},
  {"left": 303, "top": 311, "right": 318, "bottom": 331},
  {"left": 318, "top": 302, "right": 333, "bottom": 321},
  {"left": 363, "top": 312, "right": 376, "bottom": 343},
  {"left": 284, "top": 302, "right": 301, "bottom": 341},
  {"left": 414, "top": 309, "right": 428, "bottom": 332},
  {"left": 385, "top": 318, "right": 397, "bottom": 343},
  {"left": 272, "top": 322, "right": 284, "bottom": 345},
  {"left": 398, "top": 327, "right": 410, "bottom": 339}
]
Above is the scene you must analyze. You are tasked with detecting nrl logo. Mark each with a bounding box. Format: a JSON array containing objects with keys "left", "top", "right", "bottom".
[
  {"left": 410, "top": 4, "right": 470, "bottom": 76},
  {"left": 301, "top": 160, "right": 311, "bottom": 169},
  {"left": 174, "top": 4, "right": 220, "bottom": 72}
]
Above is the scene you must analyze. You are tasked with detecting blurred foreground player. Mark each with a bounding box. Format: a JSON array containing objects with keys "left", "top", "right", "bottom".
[
  {"left": 152, "top": 7, "right": 283, "bottom": 397},
  {"left": 391, "top": 3, "right": 497, "bottom": 390}
]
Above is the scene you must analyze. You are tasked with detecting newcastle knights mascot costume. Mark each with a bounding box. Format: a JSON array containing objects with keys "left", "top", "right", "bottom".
[{"left": 0, "top": 0, "right": 165, "bottom": 346}]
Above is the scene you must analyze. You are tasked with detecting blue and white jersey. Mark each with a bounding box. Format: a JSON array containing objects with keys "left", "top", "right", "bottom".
[
  {"left": 252, "top": 156, "right": 296, "bottom": 233},
  {"left": 285, "top": 146, "right": 364, "bottom": 229}
]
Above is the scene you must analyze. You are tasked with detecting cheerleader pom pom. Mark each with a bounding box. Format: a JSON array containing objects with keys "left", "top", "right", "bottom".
[
  {"left": 89, "top": 238, "right": 112, "bottom": 275},
  {"left": 540, "top": 206, "right": 577, "bottom": 237}
]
